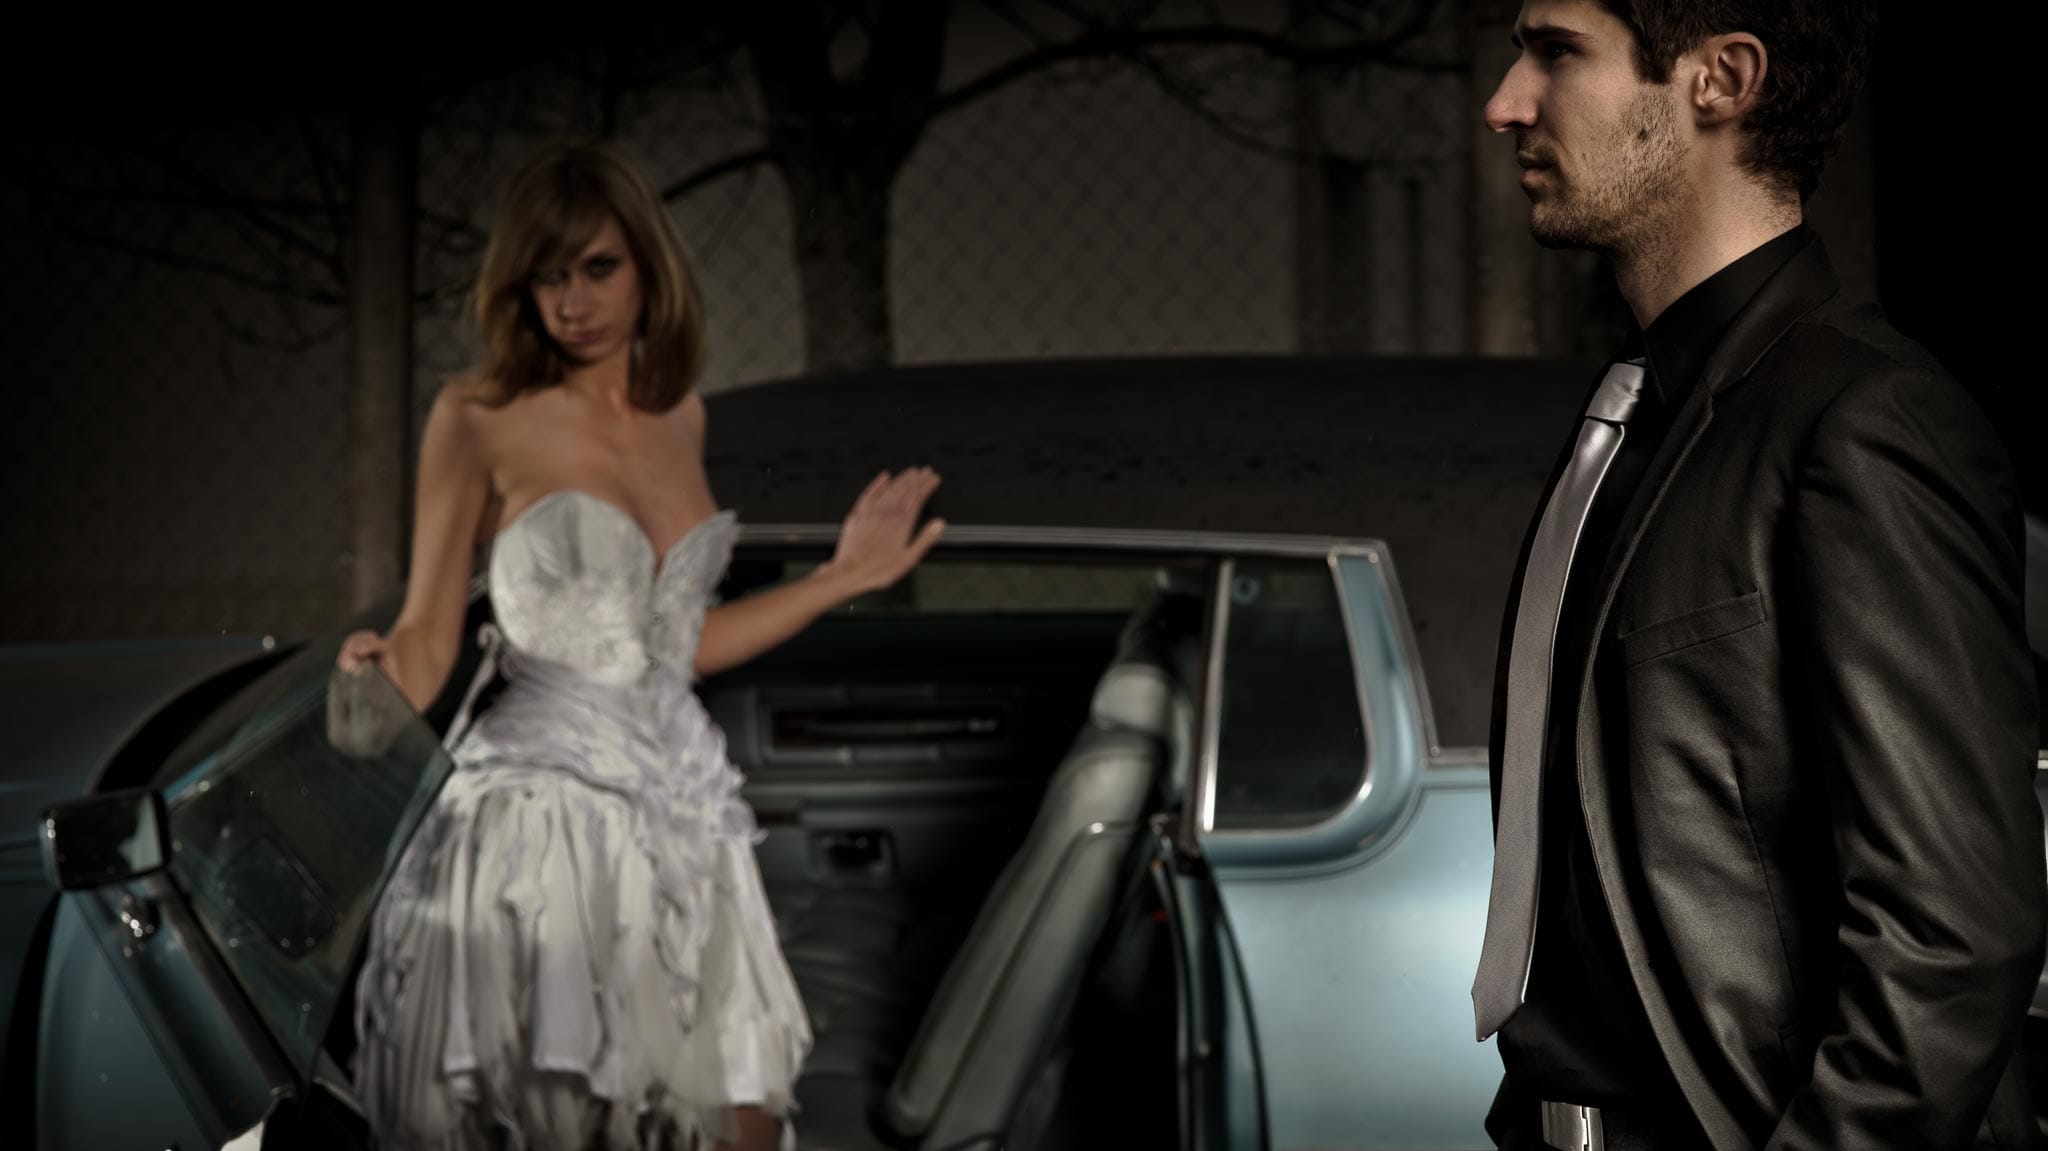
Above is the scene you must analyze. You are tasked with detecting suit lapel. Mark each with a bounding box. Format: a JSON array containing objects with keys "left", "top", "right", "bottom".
[
  {"left": 1576, "top": 236, "right": 1843, "bottom": 650},
  {"left": 1569, "top": 234, "right": 1843, "bottom": 1148}
]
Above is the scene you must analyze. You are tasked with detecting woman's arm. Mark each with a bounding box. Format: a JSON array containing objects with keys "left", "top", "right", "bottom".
[
  {"left": 693, "top": 563, "right": 861, "bottom": 679},
  {"left": 694, "top": 468, "right": 945, "bottom": 679},
  {"left": 336, "top": 386, "right": 492, "bottom": 713}
]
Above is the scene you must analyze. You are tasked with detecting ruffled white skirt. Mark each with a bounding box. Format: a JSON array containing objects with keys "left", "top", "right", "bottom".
[{"left": 352, "top": 651, "right": 811, "bottom": 1150}]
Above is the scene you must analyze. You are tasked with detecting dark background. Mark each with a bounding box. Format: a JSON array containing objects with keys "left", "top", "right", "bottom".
[
  {"left": 0, "top": 1, "right": 2032, "bottom": 646},
  {"left": 1870, "top": 3, "right": 2033, "bottom": 507}
]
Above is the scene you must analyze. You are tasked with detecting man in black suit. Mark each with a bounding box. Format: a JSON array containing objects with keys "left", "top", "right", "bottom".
[{"left": 1470, "top": 2, "right": 2044, "bottom": 1147}]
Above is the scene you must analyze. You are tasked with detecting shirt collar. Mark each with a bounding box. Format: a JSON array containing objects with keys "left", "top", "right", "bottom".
[{"left": 1639, "top": 224, "right": 1812, "bottom": 408}]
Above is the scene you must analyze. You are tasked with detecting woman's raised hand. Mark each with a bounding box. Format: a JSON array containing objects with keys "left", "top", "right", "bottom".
[{"left": 822, "top": 468, "right": 947, "bottom": 595}]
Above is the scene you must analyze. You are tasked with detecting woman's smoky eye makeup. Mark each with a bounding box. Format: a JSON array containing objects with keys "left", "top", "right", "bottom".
[{"left": 529, "top": 255, "right": 617, "bottom": 287}]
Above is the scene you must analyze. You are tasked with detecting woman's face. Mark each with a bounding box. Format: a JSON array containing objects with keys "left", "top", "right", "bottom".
[{"left": 529, "top": 215, "right": 643, "bottom": 365}]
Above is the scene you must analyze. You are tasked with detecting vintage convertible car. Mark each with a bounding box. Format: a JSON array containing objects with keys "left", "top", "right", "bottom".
[{"left": 5, "top": 356, "right": 2042, "bottom": 1151}]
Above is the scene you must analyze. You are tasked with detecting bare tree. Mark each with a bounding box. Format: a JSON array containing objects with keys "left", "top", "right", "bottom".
[
  {"left": 741, "top": 3, "right": 948, "bottom": 371},
  {"left": 1289, "top": 0, "right": 1467, "bottom": 354},
  {"left": 657, "top": 0, "right": 1466, "bottom": 374}
]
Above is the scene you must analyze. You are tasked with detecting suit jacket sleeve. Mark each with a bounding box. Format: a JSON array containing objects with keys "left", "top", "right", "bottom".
[{"left": 1765, "top": 365, "right": 2045, "bottom": 1149}]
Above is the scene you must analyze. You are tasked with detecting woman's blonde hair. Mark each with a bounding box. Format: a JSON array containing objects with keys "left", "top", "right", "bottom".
[{"left": 464, "top": 139, "right": 704, "bottom": 409}]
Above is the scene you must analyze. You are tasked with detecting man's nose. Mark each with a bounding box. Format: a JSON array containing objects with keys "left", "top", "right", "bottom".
[{"left": 1484, "top": 60, "right": 1536, "bottom": 134}]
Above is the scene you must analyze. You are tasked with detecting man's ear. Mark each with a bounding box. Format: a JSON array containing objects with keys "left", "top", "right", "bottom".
[{"left": 1690, "top": 32, "right": 1768, "bottom": 128}]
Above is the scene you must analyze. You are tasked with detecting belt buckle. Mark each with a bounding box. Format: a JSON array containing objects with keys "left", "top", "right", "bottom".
[{"left": 1540, "top": 1101, "right": 1605, "bottom": 1151}]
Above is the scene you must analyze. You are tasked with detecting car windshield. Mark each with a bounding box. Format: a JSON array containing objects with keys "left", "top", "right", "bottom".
[{"left": 154, "top": 635, "right": 453, "bottom": 1077}]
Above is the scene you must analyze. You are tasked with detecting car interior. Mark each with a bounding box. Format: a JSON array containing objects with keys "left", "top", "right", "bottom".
[
  {"left": 120, "top": 548, "right": 1216, "bottom": 1151},
  {"left": 704, "top": 552, "right": 1208, "bottom": 1150}
]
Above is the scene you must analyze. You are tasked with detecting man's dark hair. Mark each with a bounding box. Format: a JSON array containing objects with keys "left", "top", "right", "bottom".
[{"left": 1598, "top": 1, "right": 1876, "bottom": 201}]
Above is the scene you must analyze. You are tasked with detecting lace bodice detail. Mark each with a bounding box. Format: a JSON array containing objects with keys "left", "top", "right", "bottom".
[{"left": 486, "top": 490, "right": 738, "bottom": 684}]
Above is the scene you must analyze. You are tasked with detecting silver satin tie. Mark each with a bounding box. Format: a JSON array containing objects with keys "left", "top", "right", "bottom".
[{"left": 1472, "top": 358, "right": 1645, "bottom": 1041}]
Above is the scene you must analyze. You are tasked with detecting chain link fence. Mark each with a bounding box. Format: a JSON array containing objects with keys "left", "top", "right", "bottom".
[{"left": 3, "top": 0, "right": 1645, "bottom": 644}]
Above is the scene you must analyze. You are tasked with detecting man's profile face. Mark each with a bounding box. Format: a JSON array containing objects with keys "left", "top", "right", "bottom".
[{"left": 1484, "top": 0, "right": 1687, "bottom": 253}]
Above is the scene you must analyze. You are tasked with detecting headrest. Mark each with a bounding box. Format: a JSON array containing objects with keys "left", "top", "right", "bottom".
[
  {"left": 1089, "top": 657, "right": 1197, "bottom": 800},
  {"left": 1090, "top": 572, "right": 1206, "bottom": 794},
  {"left": 1116, "top": 573, "right": 1205, "bottom": 669},
  {"left": 1090, "top": 662, "right": 1180, "bottom": 737}
]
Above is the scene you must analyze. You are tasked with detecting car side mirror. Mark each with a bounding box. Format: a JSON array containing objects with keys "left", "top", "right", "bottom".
[{"left": 42, "top": 787, "right": 170, "bottom": 890}]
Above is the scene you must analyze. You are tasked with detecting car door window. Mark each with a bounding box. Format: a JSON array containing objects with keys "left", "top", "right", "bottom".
[
  {"left": 1213, "top": 557, "right": 1368, "bottom": 829},
  {"left": 152, "top": 638, "right": 453, "bottom": 1076}
]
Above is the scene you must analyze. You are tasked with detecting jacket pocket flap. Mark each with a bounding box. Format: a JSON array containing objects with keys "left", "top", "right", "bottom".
[{"left": 1619, "top": 590, "right": 1767, "bottom": 666}]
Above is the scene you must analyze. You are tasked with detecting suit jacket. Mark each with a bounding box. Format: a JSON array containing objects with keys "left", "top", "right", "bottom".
[{"left": 1486, "top": 234, "right": 2045, "bottom": 1149}]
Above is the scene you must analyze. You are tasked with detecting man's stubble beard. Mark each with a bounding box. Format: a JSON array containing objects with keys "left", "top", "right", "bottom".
[{"left": 1528, "top": 86, "right": 1687, "bottom": 262}]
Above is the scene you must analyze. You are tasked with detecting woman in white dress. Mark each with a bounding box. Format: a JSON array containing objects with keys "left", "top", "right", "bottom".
[{"left": 335, "top": 140, "right": 946, "bottom": 1151}]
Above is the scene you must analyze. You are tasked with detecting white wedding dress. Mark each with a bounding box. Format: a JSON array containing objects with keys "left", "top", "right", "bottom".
[{"left": 352, "top": 490, "right": 811, "bottom": 1150}]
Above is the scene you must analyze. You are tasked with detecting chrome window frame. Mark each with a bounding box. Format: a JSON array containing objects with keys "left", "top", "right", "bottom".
[
  {"left": 736, "top": 524, "right": 1445, "bottom": 869},
  {"left": 1191, "top": 551, "right": 1371, "bottom": 838},
  {"left": 1192, "top": 546, "right": 1434, "bottom": 870}
]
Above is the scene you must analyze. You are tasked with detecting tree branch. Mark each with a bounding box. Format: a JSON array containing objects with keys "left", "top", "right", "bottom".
[
  {"left": 985, "top": 0, "right": 1060, "bottom": 44},
  {"left": 100, "top": 134, "right": 349, "bottom": 291},
  {"left": 215, "top": 300, "right": 348, "bottom": 354},
  {"left": 660, "top": 146, "right": 774, "bottom": 201},
  {"left": 1124, "top": 45, "right": 1342, "bottom": 167},
  {"left": 43, "top": 217, "right": 347, "bottom": 306},
  {"left": 419, "top": 208, "right": 487, "bottom": 256},
  {"left": 690, "top": 161, "right": 768, "bottom": 261},
  {"left": 933, "top": 20, "right": 1461, "bottom": 120},
  {"left": 413, "top": 277, "right": 477, "bottom": 308},
  {"left": 41, "top": 186, "right": 340, "bottom": 217}
]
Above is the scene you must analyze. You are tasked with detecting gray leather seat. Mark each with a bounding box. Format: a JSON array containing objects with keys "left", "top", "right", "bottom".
[
  {"left": 788, "top": 583, "right": 1203, "bottom": 1150},
  {"left": 876, "top": 590, "right": 1202, "bottom": 1148}
]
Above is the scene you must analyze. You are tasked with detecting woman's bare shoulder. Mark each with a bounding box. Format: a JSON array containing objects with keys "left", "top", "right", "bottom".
[
  {"left": 433, "top": 377, "right": 526, "bottom": 442},
  {"left": 420, "top": 378, "right": 507, "bottom": 474},
  {"left": 435, "top": 374, "right": 496, "bottom": 415}
]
